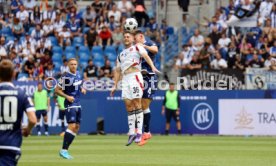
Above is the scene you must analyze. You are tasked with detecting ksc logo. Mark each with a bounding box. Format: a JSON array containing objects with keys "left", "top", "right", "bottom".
[{"left": 192, "top": 103, "right": 214, "bottom": 130}]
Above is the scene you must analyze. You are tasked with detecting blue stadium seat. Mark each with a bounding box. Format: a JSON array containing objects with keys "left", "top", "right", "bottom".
[
  {"left": 106, "top": 53, "right": 117, "bottom": 62},
  {"left": 79, "top": 46, "right": 90, "bottom": 53},
  {"left": 52, "top": 46, "right": 63, "bottom": 54},
  {"left": 91, "top": 46, "right": 103, "bottom": 58},
  {"left": 110, "top": 61, "right": 116, "bottom": 68},
  {"left": 65, "top": 52, "right": 76, "bottom": 59},
  {"left": 65, "top": 46, "right": 76, "bottom": 54},
  {"left": 104, "top": 46, "right": 116, "bottom": 54},
  {"left": 79, "top": 52, "right": 90, "bottom": 62},
  {"left": 117, "top": 44, "right": 124, "bottom": 54},
  {"left": 80, "top": 61, "right": 88, "bottom": 69},
  {"left": 48, "top": 36, "right": 58, "bottom": 46},
  {"left": 94, "top": 61, "right": 104, "bottom": 68},
  {"left": 53, "top": 62, "right": 62, "bottom": 71},
  {"left": 52, "top": 53, "right": 63, "bottom": 62},
  {"left": 17, "top": 73, "right": 28, "bottom": 79},
  {"left": 93, "top": 52, "right": 104, "bottom": 61},
  {"left": 1, "top": 27, "right": 12, "bottom": 36},
  {"left": 181, "top": 27, "right": 187, "bottom": 35},
  {"left": 73, "top": 37, "right": 84, "bottom": 47}
]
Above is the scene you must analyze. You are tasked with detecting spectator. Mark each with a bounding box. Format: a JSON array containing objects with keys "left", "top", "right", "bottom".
[
  {"left": 203, "top": 16, "right": 222, "bottom": 33},
  {"left": 117, "top": 0, "right": 133, "bottom": 17},
  {"left": 23, "top": 55, "right": 35, "bottom": 75},
  {"left": 189, "top": 29, "right": 204, "bottom": 50},
  {"left": 11, "top": 0, "right": 23, "bottom": 15},
  {"left": 31, "top": 24, "right": 44, "bottom": 42},
  {"left": 39, "top": 0, "right": 49, "bottom": 14},
  {"left": 44, "top": 62, "right": 55, "bottom": 78},
  {"left": 12, "top": 17, "right": 24, "bottom": 39},
  {"left": 210, "top": 51, "right": 228, "bottom": 69},
  {"left": 82, "top": 6, "right": 96, "bottom": 27},
  {"left": 43, "top": 5, "right": 56, "bottom": 23},
  {"left": 258, "top": 0, "right": 273, "bottom": 25},
  {"left": 92, "top": 0, "right": 103, "bottom": 20},
  {"left": 233, "top": 54, "right": 246, "bottom": 71},
  {"left": 9, "top": 51, "right": 22, "bottom": 78},
  {"left": 175, "top": 53, "right": 186, "bottom": 70},
  {"left": 263, "top": 19, "right": 273, "bottom": 35},
  {"left": 108, "top": 4, "right": 121, "bottom": 23},
  {"left": 0, "top": 36, "right": 7, "bottom": 58},
  {"left": 24, "top": 0, "right": 36, "bottom": 20},
  {"left": 100, "top": 60, "right": 113, "bottom": 78},
  {"left": 65, "top": 0, "right": 77, "bottom": 13},
  {"left": 22, "top": 41, "right": 35, "bottom": 58},
  {"left": 60, "top": 59, "right": 69, "bottom": 74},
  {"left": 112, "top": 26, "right": 123, "bottom": 50},
  {"left": 247, "top": 23, "right": 262, "bottom": 47},
  {"left": 40, "top": 51, "right": 52, "bottom": 70},
  {"left": 264, "top": 54, "right": 276, "bottom": 70},
  {"left": 218, "top": 33, "right": 231, "bottom": 60},
  {"left": 84, "top": 25, "right": 98, "bottom": 49},
  {"left": 67, "top": 16, "right": 81, "bottom": 37},
  {"left": 30, "top": 6, "right": 42, "bottom": 26},
  {"left": 269, "top": 40, "right": 276, "bottom": 58},
  {"left": 96, "top": 16, "right": 107, "bottom": 30},
  {"left": 247, "top": 53, "right": 264, "bottom": 68},
  {"left": 270, "top": 4, "right": 276, "bottom": 28},
  {"left": 146, "top": 17, "right": 158, "bottom": 32},
  {"left": 21, "top": 32, "right": 36, "bottom": 51},
  {"left": 99, "top": 25, "right": 112, "bottom": 48},
  {"left": 208, "top": 26, "right": 221, "bottom": 47},
  {"left": 104, "top": 0, "right": 115, "bottom": 11},
  {"left": 228, "top": 42, "right": 238, "bottom": 68},
  {"left": 181, "top": 44, "right": 195, "bottom": 65},
  {"left": 84, "top": 59, "right": 98, "bottom": 80},
  {"left": 37, "top": 36, "right": 52, "bottom": 51},
  {"left": 108, "top": 15, "right": 117, "bottom": 32},
  {"left": 58, "top": 25, "right": 71, "bottom": 46},
  {"left": 16, "top": 5, "right": 29, "bottom": 31},
  {"left": 133, "top": 0, "right": 149, "bottom": 27},
  {"left": 53, "top": 13, "right": 66, "bottom": 37},
  {"left": 199, "top": 43, "right": 212, "bottom": 69},
  {"left": 54, "top": 0, "right": 65, "bottom": 12},
  {"left": 161, "top": 83, "right": 181, "bottom": 135},
  {"left": 186, "top": 53, "right": 202, "bottom": 71},
  {"left": 43, "top": 18, "right": 54, "bottom": 37}
]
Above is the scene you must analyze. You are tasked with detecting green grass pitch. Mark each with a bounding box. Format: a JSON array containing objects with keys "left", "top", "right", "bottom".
[{"left": 19, "top": 135, "right": 276, "bottom": 166}]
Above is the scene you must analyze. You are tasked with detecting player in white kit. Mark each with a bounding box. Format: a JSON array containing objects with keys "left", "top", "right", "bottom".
[{"left": 110, "top": 32, "right": 159, "bottom": 146}]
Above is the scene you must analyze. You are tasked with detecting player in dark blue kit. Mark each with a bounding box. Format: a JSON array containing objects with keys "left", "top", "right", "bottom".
[
  {"left": 55, "top": 58, "right": 86, "bottom": 159},
  {"left": 134, "top": 30, "right": 158, "bottom": 145},
  {"left": 0, "top": 59, "right": 37, "bottom": 166}
]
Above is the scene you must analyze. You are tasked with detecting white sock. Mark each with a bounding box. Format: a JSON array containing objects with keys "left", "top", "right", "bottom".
[
  {"left": 128, "top": 111, "right": 136, "bottom": 135},
  {"left": 135, "top": 109, "right": 144, "bottom": 134}
]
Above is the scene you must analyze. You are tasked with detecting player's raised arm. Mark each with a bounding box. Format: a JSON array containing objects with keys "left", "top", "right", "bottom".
[
  {"left": 143, "top": 43, "right": 158, "bottom": 54},
  {"left": 137, "top": 44, "right": 160, "bottom": 74}
]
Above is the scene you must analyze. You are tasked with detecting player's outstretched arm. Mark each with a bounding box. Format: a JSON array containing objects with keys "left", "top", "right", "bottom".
[
  {"left": 141, "top": 52, "right": 160, "bottom": 74},
  {"left": 110, "top": 67, "right": 121, "bottom": 97},
  {"left": 144, "top": 44, "right": 158, "bottom": 54},
  {"left": 22, "top": 111, "right": 37, "bottom": 137}
]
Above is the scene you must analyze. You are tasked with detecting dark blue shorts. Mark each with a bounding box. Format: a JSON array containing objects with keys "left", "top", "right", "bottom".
[
  {"left": 35, "top": 110, "right": 47, "bottom": 119},
  {"left": 0, "top": 150, "right": 21, "bottom": 166},
  {"left": 59, "top": 110, "right": 65, "bottom": 120},
  {"left": 142, "top": 74, "right": 157, "bottom": 99},
  {"left": 65, "top": 107, "right": 82, "bottom": 124}
]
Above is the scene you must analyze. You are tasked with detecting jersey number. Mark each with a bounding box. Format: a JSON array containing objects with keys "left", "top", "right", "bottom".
[
  {"left": 0, "top": 96, "right": 18, "bottom": 123},
  {"left": 133, "top": 87, "right": 139, "bottom": 94}
]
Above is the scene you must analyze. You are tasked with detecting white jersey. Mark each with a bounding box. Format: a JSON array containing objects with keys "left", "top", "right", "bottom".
[{"left": 117, "top": 44, "right": 147, "bottom": 74}]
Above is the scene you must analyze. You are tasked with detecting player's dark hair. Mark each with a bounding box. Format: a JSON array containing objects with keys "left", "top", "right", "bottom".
[
  {"left": 134, "top": 29, "right": 144, "bottom": 35},
  {"left": 0, "top": 59, "right": 14, "bottom": 82}
]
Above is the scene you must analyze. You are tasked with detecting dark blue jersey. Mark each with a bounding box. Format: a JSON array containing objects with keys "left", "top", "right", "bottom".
[
  {"left": 58, "top": 71, "right": 83, "bottom": 108},
  {"left": 141, "top": 40, "right": 157, "bottom": 74},
  {"left": 0, "top": 82, "right": 35, "bottom": 152}
]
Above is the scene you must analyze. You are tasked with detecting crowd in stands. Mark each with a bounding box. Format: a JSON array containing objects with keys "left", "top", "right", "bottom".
[
  {"left": 0, "top": 0, "right": 165, "bottom": 81},
  {"left": 174, "top": 0, "right": 276, "bottom": 74}
]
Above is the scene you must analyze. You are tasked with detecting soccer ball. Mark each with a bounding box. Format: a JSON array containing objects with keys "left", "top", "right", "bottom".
[{"left": 124, "top": 18, "right": 138, "bottom": 32}]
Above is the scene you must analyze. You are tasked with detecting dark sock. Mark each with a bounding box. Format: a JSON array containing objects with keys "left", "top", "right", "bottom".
[
  {"left": 143, "top": 112, "right": 151, "bottom": 133},
  {"left": 165, "top": 130, "right": 169, "bottom": 135},
  {"left": 62, "top": 130, "right": 76, "bottom": 150},
  {"left": 44, "top": 124, "right": 49, "bottom": 132},
  {"left": 178, "top": 130, "right": 181, "bottom": 135},
  {"left": 61, "top": 121, "right": 65, "bottom": 132},
  {"left": 36, "top": 125, "right": 41, "bottom": 132}
]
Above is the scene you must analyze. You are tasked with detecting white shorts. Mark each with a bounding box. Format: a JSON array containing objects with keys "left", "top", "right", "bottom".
[{"left": 121, "top": 72, "right": 144, "bottom": 100}]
